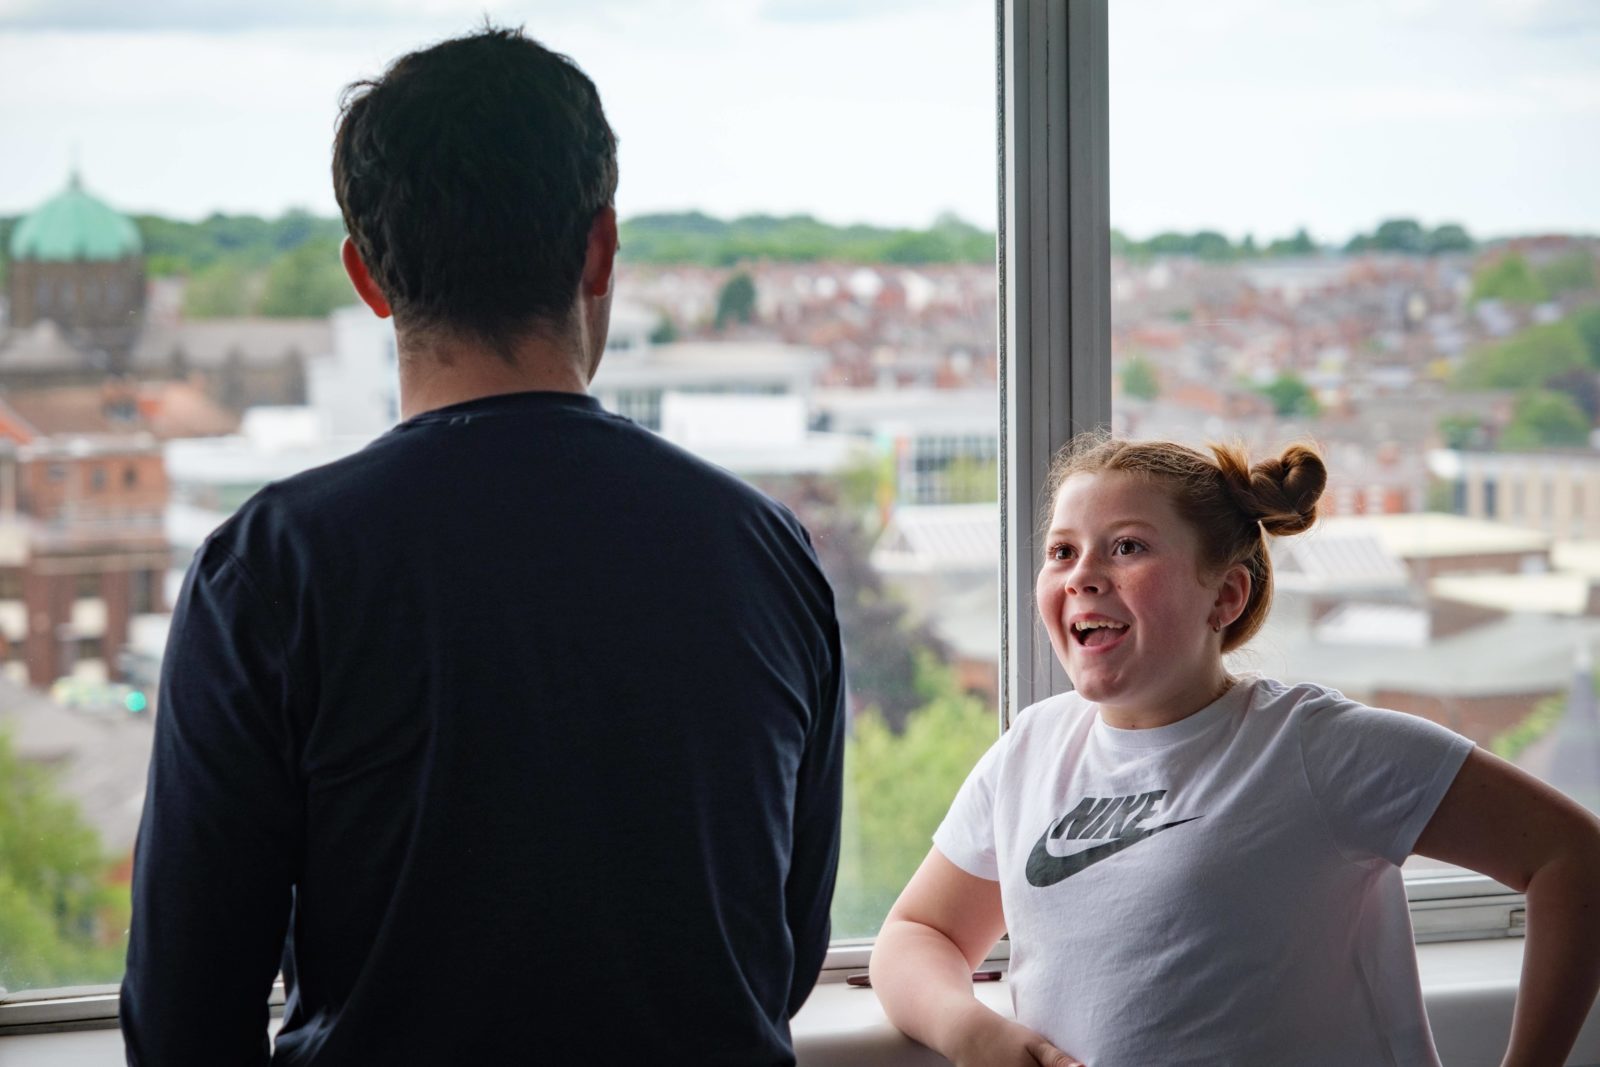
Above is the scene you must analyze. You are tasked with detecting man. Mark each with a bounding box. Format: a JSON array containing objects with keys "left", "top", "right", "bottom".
[{"left": 121, "top": 27, "right": 845, "bottom": 1065}]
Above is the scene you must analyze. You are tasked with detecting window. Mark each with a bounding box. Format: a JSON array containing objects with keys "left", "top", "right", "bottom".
[
  {"left": 1107, "top": 0, "right": 1598, "bottom": 924},
  {"left": 130, "top": 569, "right": 159, "bottom": 616},
  {"left": 3, "top": 0, "right": 1580, "bottom": 1027},
  {"left": 0, "top": 0, "right": 1000, "bottom": 999}
]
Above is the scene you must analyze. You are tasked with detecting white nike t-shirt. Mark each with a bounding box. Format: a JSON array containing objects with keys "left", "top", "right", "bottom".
[{"left": 933, "top": 676, "right": 1474, "bottom": 1067}]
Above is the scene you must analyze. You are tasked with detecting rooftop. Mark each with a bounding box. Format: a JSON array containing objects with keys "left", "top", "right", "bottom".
[
  {"left": 1317, "top": 512, "right": 1551, "bottom": 561},
  {"left": 872, "top": 503, "right": 998, "bottom": 573}
]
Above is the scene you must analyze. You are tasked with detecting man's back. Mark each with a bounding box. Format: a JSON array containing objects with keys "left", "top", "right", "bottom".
[{"left": 121, "top": 391, "right": 845, "bottom": 1064}]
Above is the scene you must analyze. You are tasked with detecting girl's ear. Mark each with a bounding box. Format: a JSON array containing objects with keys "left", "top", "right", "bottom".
[{"left": 1213, "top": 563, "right": 1251, "bottom": 630}]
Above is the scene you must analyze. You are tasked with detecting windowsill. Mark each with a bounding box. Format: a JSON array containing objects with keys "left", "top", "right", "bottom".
[
  {"left": 796, "top": 939, "right": 1600, "bottom": 1067},
  {"left": 6, "top": 941, "right": 1600, "bottom": 1066}
]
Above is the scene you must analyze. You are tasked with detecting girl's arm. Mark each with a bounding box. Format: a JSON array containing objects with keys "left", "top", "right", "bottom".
[
  {"left": 869, "top": 847, "right": 1083, "bottom": 1067},
  {"left": 1413, "top": 747, "right": 1600, "bottom": 1067}
]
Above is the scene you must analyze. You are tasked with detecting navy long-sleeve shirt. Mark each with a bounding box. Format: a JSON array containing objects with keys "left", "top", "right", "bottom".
[{"left": 121, "top": 391, "right": 845, "bottom": 1065}]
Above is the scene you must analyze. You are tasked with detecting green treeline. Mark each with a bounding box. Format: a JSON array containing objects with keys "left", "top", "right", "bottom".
[
  {"left": 618, "top": 211, "right": 995, "bottom": 266},
  {"left": 1111, "top": 217, "right": 1478, "bottom": 263},
  {"left": 5, "top": 208, "right": 1591, "bottom": 321}
]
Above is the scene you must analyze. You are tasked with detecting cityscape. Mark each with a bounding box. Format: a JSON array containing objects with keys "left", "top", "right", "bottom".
[{"left": 0, "top": 170, "right": 1598, "bottom": 986}]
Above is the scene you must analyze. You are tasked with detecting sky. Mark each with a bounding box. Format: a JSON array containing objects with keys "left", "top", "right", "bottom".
[{"left": 0, "top": 0, "right": 1596, "bottom": 243}]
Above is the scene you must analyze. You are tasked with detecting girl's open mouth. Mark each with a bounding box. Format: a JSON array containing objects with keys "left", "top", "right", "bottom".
[{"left": 1072, "top": 620, "right": 1128, "bottom": 647}]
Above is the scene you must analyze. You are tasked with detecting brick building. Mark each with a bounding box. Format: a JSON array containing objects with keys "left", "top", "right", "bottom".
[{"left": 0, "top": 388, "right": 173, "bottom": 686}]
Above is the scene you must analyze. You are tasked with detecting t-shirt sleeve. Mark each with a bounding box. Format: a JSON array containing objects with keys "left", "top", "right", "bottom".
[
  {"left": 932, "top": 733, "right": 1009, "bottom": 881},
  {"left": 120, "top": 539, "right": 303, "bottom": 1065},
  {"left": 1297, "top": 690, "right": 1474, "bottom": 867}
]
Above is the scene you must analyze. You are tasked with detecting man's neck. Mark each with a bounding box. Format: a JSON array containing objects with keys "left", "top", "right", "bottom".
[{"left": 397, "top": 330, "right": 592, "bottom": 420}]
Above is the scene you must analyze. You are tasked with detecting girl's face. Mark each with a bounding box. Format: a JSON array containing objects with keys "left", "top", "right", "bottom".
[{"left": 1036, "top": 471, "right": 1249, "bottom": 729}]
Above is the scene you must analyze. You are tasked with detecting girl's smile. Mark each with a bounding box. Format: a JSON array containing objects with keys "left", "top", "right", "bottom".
[{"left": 1036, "top": 470, "right": 1249, "bottom": 730}]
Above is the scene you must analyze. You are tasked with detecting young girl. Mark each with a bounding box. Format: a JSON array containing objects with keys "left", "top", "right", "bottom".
[{"left": 870, "top": 435, "right": 1600, "bottom": 1067}]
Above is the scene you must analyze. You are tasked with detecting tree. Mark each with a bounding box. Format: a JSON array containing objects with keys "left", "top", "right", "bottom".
[
  {"left": 182, "top": 258, "right": 256, "bottom": 318},
  {"left": 1425, "top": 223, "right": 1474, "bottom": 254},
  {"left": 1576, "top": 306, "right": 1600, "bottom": 368},
  {"left": 1266, "top": 228, "right": 1316, "bottom": 257},
  {"left": 1500, "top": 389, "right": 1591, "bottom": 450},
  {"left": 1190, "top": 231, "right": 1234, "bottom": 261},
  {"left": 0, "top": 729, "right": 126, "bottom": 991},
  {"left": 258, "top": 237, "right": 356, "bottom": 318},
  {"left": 1371, "top": 218, "right": 1426, "bottom": 254},
  {"left": 1545, "top": 368, "right": 1600, "bottom": 424},
  {"left": 714, "top": 271, "right": 757, "bottom": 329},
  {"left": 1120, "top": 355, "right": 1160, "bottom": 401},
  {"left": 1258, "top": 372, "right": 1319, "bottom": 417},
  {"left": 1343, "top": 220, "right": 1473, "bottom": 256},
  {"left": 1437, "top": 413, "right": 1488, "bottom": 450},
  {"left": 1455, "top": 321, "right": 1589, "bottom": 390},
  {"left": 943, "top": 457, "right": 998, "bottom": 504},
  {"left": 1537, "top": 253, "right": 1599, "bottom": 298},
  {"left": 1470, "top": 253, "right": 1548, "bottom": 306},
  {"left": 832, "top": 654, "right": 996, "bottom": 936}
]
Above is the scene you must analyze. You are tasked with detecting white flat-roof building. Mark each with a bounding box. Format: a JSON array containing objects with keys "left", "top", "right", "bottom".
[{"left": 813, "top": 387, "right": 997, "bottom": 505}]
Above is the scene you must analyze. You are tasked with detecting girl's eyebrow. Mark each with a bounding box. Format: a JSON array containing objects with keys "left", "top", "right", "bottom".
[{"left": 1046, "top": 518, "right": 1159, "bottom": 538}]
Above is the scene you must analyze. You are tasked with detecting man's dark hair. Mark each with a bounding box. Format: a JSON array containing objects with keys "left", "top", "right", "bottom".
[{"left": 333, "top": 26, "right": 618, "bottom": 357}]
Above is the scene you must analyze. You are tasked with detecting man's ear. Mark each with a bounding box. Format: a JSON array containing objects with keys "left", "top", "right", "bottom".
[
  {"left": 341, "top": 237, "right": 393, "bottom": 319},
  {"left": 1214, "top": 563, "right": 1251, "bottom": 631},
  {"left": 582, "top": 206, "right": 619, "bottom": 299}
]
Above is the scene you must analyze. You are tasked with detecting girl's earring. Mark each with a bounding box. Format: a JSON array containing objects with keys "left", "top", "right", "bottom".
[{"left": 1211, "top": 620, "right": 1222, "bottom": 633}]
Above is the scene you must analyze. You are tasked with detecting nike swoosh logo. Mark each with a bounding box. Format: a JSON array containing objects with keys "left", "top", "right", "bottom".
[{"left": 1025, "top": 816, "right": 1203, "bottom": 887}]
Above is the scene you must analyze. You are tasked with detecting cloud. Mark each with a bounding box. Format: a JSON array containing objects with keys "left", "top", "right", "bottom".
[
  {"left": 0, "top": 0, "right": 981, "bottom": 33},
  {"left": 758, "top": 0, "right": 968, "bottom": 23},
  {"left": 0, "top": 0, "right": 612, "bottom": 32}
]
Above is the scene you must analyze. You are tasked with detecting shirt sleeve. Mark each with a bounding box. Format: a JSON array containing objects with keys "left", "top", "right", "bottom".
[
  {"left": 784, "top": 610, "right": 846, "bottom": 1019},
  {"left": 1297, "top": 690, "right": 1474, "bottom": 867},
  {"left": 120, "top": 541, "right": 304, "bottom": 1066},
  {"left": 932, "top": 733, "right": 1009, "bottom": 881}
]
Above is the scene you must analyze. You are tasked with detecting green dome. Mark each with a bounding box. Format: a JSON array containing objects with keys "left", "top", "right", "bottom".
[{"left": 9, "top": 173, "right": 142, "bottom": 262}]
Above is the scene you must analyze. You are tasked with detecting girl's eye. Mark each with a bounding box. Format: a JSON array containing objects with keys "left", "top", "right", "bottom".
[
  {"left": 1048, "top": 543, "right": 1075, "bottom": 562},
  {"left": 1113, "top": 539, "right": 1146, "bottom": 556}
]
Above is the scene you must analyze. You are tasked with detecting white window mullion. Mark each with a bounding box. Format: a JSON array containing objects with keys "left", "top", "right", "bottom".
[{"left": 998, "top": 0, "right": 1111, "bottom": 728}]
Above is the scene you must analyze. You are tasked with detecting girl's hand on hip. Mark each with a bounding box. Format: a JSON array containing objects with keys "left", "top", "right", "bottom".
[{"left": 950, "top": 1009, "right": 1085, "bottom": 1067}]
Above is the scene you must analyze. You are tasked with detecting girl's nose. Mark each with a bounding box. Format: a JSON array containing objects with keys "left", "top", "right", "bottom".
[{"left": 1066, "top": 556, "right": 1104, "bottom": 596}]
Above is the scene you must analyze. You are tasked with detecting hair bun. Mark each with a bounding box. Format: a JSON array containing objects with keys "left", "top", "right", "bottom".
[
  {"left": 1249, "top": 444, "right": 1325, "bottom": 535},
  {"left": 1210, "top": 441, "right": 1325, "bottom": 536}
]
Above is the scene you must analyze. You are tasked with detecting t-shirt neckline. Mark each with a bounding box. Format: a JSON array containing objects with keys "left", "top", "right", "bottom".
[
  {"left": 1090, "top": 675, "right": 1258, "bottom": 751},
  {"left": 399, "top": 390, "right": 602, "bottom": 429}
]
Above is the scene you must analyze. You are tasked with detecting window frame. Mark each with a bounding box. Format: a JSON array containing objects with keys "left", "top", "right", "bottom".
[{"left": 0, "top": 0, "right": 1526, "bottom": 1035}]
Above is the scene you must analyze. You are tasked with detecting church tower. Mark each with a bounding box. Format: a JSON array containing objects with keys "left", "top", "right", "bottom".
[{"left": 7, "top": 171, "right": 146, "bottom": 372}]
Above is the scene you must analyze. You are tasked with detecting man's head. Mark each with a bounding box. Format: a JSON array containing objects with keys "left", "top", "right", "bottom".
[{"left": 333, "top": 27, "right": 618, "bottom": 367}]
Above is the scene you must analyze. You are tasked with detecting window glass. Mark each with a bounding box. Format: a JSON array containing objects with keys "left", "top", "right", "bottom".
[
  {"left": 1110, "top": 1, "right": 1600, "bottom": 879},
  {"left": 0, "top": 0, "right": 997, "bottom": 992}
]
